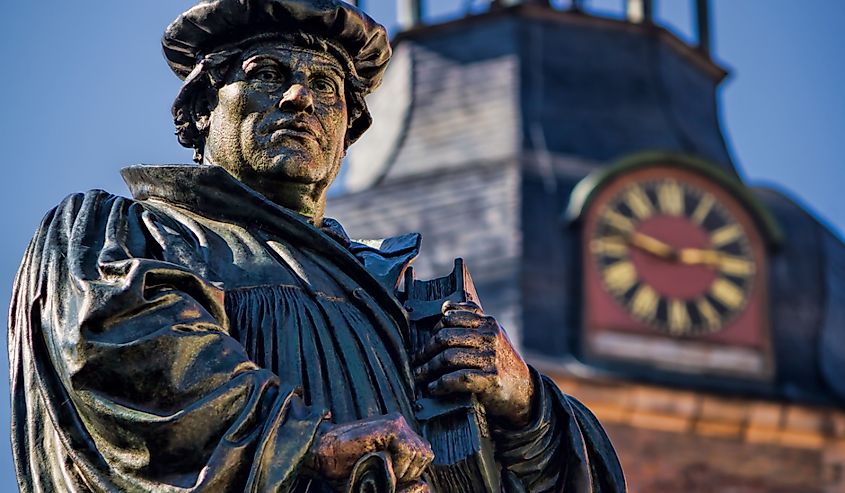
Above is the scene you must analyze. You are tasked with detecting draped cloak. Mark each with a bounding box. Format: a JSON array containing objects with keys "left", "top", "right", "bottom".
[{"left": 9, "top": 164, "right": 626, "bottom": 492}]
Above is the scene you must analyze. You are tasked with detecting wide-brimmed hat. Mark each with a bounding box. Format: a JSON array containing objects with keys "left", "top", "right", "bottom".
[{"left": 163, "top": 0, "right": 391, "bottom": 94}]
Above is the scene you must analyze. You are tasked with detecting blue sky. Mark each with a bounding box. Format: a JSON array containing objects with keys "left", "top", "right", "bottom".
[{"left": 0, "top": 0, "right": 842, "bottom": 487}]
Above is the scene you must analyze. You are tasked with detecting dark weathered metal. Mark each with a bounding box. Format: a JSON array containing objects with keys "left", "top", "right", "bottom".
[
  {"left": 9, "top": 1, "right": 626, "bottom": 492},
  {"left": 404, "top": 260, "right": 499, "bottom": 493}
]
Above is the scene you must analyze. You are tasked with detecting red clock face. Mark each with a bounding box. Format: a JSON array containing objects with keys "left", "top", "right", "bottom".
[
  {"left": 582, "top": 166, "right": 769, "bottom": 348},
  {"left": 590, "top": 177, "right": 756, "bottom": 335}
]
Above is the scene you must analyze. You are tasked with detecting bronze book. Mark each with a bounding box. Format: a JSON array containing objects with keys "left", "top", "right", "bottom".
[{"left": 403, "top": 259, "right": 501, "bottom": 493}]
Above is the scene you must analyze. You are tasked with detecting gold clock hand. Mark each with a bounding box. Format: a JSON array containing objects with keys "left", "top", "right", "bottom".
[
  {"left": 678, "top": 248, "right": 756, "bottom": 277},
  {"left": 678, "top": 248, "right": 722, "bottom": 266},
  {"left": 627, "top": 231, "right": 676, "bottom": 259}
]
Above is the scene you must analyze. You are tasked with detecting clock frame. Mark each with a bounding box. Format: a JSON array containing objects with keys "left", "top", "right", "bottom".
[{"left": 580, "top": 164, "right": 773, "bottom": 379}]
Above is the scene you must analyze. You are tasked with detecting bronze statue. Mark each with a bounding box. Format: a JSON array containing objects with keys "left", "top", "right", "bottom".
[{"left": 8, "top": 1, "right": 625, "bottom": 491}]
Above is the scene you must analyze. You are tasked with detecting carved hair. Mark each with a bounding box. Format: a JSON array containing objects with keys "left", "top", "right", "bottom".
[{"left": 172, "top": 32, "right": 371, "bottom": 163}]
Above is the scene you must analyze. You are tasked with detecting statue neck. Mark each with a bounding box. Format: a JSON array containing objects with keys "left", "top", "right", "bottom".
[{"left": 201, "top": 161, "right": 329, "bottom": 228}]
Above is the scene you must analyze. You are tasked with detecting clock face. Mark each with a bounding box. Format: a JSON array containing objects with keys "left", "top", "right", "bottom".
[{"left": 589, "top": 177, "right": 756, "bottom": 336}]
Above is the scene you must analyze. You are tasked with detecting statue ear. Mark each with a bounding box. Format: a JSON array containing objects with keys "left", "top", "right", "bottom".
[
  {"left": 191, "top": 88, "right": 216, "bottom": 136},
  {"left": 173, "top": 51, "right": 239, "bottom": 163},
  {"left": 173, "top": 76, "right": 219, "bottom": 163},
  {"left": 190, "top": 90, "right": 216, "bottom": 164}
]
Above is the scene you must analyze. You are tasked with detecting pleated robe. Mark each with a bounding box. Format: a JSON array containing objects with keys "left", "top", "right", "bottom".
[{"left": 9, "top": 164, "right": 626, "bottom": 492}]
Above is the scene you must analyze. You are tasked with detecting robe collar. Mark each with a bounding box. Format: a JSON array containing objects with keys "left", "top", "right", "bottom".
[{"left": 121, "top": 164, "right": 421, "bottom": 292}]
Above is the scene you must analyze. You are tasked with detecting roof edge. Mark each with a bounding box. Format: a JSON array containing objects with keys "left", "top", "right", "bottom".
[{"left": 393, "top": 4, "right": 728, "bottom": 83}]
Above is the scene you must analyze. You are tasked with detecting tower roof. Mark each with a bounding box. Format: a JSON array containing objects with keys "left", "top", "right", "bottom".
[
  {"left": 344, "top": 3, "right": 735, "bottom": 192},
  {"left": 329, "top": 2, "right": 845, "bottom": 408}
]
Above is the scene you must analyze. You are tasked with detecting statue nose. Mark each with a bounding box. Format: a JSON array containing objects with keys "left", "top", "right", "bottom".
[{"left": 279, "top": 84, "right": 315, "bottom": 114}]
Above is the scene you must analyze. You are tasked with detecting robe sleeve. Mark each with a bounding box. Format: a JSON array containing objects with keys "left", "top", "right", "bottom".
[
  {"left": 9, "top": 191, "right": 325, "bottom": 492},
  {"left": 491, "top": 367, "right": 627, "bottom": 493}
]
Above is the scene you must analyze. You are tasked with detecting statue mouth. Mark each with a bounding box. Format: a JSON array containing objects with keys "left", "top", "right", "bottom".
[{"left": 269, "top": 120, "right": 319, "bottom": 142}]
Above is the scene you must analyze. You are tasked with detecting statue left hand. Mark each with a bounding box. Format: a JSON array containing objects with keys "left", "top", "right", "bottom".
[{"left": 414, "top": 301, "right": 535, "bottom": 428}]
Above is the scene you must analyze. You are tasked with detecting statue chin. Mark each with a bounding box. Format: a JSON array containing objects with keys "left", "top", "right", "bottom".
[
  {"left": 214, "top": 152, "right": 334, "bottom": 190},
  {"left": 266, "top": 153, "right": 332, "bottom": 185},
  {"left": 248, "top": 141, "right": 333, "bottom": 181}
]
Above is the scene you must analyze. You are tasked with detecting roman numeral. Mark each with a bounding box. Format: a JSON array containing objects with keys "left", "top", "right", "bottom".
[
  {"left": 710, "top": 224, "right": 743, "bottom": 248},
  {"left": 629, "top": 284, "right": 659, "bottom": 321},
  {"left": 668, "top": 299, "right": 691, "bottom": 335},
  {"left": 624, "top": 185, "right": 654, "bottom": 220},
  {"left": 691, "top": 194, "right": 715, "bottom": 225},
  {"left": 603, "top": 261, "right": 638, "bottom": 294},
  {"left": 603, "top": 209, "right": 635, "bottom": 234},
  {"left": 718, "top": 255, "right": 755, "bottom": 277},
  {"left": 710, "top": 278, "right": 745, "bottom": 310},
  {"left": 657, "top": 180, "right": 684, "bottom": 216},
  {"left": 695, "top": 298, "right": 721, "bottom": 330},
  {"left": 591, "top": 237, "right": 628, "bottom": 257}
]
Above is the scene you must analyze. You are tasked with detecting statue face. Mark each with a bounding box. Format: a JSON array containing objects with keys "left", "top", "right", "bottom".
[{"left": 204, "top": 42, "right": 348, "bottom": 195}]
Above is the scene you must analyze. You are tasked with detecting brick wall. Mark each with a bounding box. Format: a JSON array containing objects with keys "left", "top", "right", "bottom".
[
  {"left": 545, "top": 371, "right": 845, "bottom": 493},
  {"left": 606, "top": 425, "right": 824, "bottom": 493}
]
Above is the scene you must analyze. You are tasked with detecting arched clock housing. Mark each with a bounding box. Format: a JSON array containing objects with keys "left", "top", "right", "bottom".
[{"left": 568, "top": 153, "right": 783, "bottom": 380}]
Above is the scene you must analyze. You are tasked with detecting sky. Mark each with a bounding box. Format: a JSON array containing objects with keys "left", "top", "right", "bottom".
[{"left": 0, "top": 0, "right": 843, "bottom": 487}]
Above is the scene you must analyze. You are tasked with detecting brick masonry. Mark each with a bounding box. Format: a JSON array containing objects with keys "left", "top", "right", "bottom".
[{"left": 547, "top": 371, "right": 845, "bottom": 493}]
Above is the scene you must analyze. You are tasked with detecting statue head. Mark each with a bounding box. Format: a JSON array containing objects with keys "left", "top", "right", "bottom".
[{"left": 164, "top": 0, "right": 390, "bottom": 221}]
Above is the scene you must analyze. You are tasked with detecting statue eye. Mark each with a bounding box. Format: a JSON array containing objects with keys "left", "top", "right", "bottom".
[
  {"left": 251, "top": 67, "right": 282, "bottom": 83},
  {"left": 311, "top": 76, "right": 338, "bottom": 95}
]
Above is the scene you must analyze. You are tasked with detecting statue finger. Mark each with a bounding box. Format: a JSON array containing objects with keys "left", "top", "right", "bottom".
[
  {"left": 391, "top": 428, "right": 431, "bottom": 483},
  {"left": 439, "top": 309, "right": 489, "bottom": 329},
  {"left": 389, "top": 439, "right": 413, "bottom": 483},
  {"left": 415, "top": 348, "right": 492, "bottom": 384},
  {"left": 398, "top": 481, "right": 431, "bottom": 493},
  {"left": 414, "top": 328, "right": 489, "bottom": 364},
  {"left": 402, "top": 439, "right": 433, "bottom": 483},
  {"left": 427, "top": 369, "right": 493, "bottom": 396},
  {"left": 441, "top": 300, "right": 483, "bottom": 316}
]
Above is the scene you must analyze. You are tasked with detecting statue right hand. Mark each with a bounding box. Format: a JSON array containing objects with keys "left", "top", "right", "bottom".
[{"left": 311, "top": 413, "right": 433, "bottom": 486}]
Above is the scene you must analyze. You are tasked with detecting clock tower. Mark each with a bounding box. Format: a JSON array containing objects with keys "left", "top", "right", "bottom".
[{"left": 328, "top": 1, "right": 845, "bottom": 491}]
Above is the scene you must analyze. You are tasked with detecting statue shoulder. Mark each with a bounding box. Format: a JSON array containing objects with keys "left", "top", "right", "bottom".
[
  {"left": 30, "top": 189, "right": 171, "bottom": 257},
  {"left": 35, "top": 189, "right": 129, "bottom": 234},
  {"left": 46, "top": 189, "right": 137, "bottom": 218}
]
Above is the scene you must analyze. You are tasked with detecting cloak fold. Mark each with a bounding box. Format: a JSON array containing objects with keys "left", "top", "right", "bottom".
[
  {"left": 10, "top": 190, "right": 325, "bottom": 492},
  {"left": 9, "top": 164, "right": 625, "bottom": 492}
]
